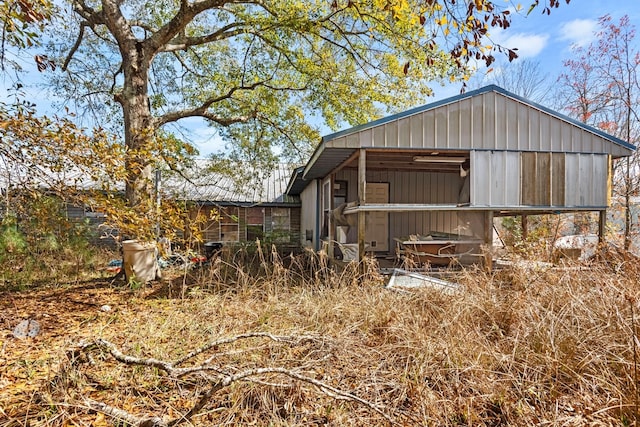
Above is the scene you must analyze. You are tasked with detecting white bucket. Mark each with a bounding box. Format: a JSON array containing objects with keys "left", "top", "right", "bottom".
[{"left": 122, "top": 240, "right": 158, "bottom": 283}]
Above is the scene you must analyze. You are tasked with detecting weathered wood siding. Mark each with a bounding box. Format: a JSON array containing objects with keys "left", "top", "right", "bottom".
[{"left": 325, "top": 91, "right": 631, "bottom": 157}]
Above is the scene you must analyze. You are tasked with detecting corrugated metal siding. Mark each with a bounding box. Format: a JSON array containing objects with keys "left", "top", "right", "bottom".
[{"left": 325, "top": 91, "right": 632, "bottom": 157}]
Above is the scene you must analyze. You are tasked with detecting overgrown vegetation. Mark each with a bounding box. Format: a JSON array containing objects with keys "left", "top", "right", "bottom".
[{"left": 1, "top": 244, "right": 639, "bottom": 426}]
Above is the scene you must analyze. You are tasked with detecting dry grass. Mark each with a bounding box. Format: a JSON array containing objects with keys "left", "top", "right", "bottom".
[{"left": 1, "top": 247, "right": 639, "bottom": 426}]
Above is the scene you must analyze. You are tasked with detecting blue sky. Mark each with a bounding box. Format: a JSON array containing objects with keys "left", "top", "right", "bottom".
[{"left": 3, "top": 1, "right": 640, "bottom": 156}]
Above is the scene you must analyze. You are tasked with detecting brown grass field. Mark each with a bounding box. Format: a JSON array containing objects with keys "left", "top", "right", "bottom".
[{"left": 1, "top": 247, "right": 639, "bottom": 426}]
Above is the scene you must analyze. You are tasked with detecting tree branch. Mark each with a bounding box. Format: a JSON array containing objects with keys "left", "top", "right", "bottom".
[
  {"left": 62, "top": 22, "right": 88, "bottom": 71},
  {"left": 75, "top": 335, "right": 395, "bottom": 427}
]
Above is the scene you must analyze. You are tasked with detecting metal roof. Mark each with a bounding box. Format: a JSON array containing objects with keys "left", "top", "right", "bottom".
[
  {"left": 163, "top": 160, "right": 300, "bottom": 206},
  {"left": 288, "top": 85, "right": 636, "bottom": 195}
]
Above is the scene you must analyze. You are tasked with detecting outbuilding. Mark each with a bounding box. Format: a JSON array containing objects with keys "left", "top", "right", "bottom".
[{"left": 286, "top": 85, "right": 635, "bottom": 267}]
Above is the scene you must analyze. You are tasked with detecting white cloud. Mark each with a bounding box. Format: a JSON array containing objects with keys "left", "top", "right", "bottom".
[
  {"left": 559, "top": 19, "right": 597, "bottom": 48},
  {"left": 490, "top": 29, "right": 550, "bottom": 59}
]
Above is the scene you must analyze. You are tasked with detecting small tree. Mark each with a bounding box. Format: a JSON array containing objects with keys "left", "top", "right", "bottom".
[{"left": 557, "top": 14, "right": 640, "bottom": 250}]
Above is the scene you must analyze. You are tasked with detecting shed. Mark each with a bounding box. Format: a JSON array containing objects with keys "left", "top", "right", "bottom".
[{"left": 286, "top": 85, "right": 635, "bottom": 266}]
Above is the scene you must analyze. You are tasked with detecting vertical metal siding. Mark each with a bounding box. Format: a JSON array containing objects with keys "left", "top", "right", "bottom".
[
  {"left": 472, "top": 93, "right": 484, "bottom": 148},
  {"left": 447, "top": 102, "right": 461, "bottom": 149},
  {"left": 359, "top": 129, "right": 372, "bottom": 148},
  {"left": 495, "top": 94, "right": 507, "bottom": 150},
  {"left": 471, "top": 151, "right": 520, "bottom": 206},
  {"left": 564, "top": 153, "right": 608, "bottom": 207},
  {"left": 409, "top": 114, "right": 423, "bottom": 148},
  {"left": 300, "top": 181, "right": 318, "bottom": 247},
  {"left": 334, "top": 168, "right": 466, "bottom": 238},
  {"left": 385, "top": 121, "right": 398, "bottom": 148},
  {"left": 331, "top": 89, "right": 631, "bottom": 156},
  {"left": 506, "top": 98, "right": 519, "bottom": 150},
  {"left": 398, "top": 117, "right": 411, "bottom": 147},
  {"left": 435, "top": 108, "right": 447, "bottom": 148}
]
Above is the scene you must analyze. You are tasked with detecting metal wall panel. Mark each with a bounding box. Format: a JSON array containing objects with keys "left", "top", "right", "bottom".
[
  {"left": 398, "top": 117, "right": 411, "bottom": 147},
  {"left": 334, "top": 168, "right": 468, "bottom": 239},
  {"left": 472, "top": 93, "right": 484, "bottom": 148},
  {"left": 410, "top": 114, "right": 423, "bottom": 148},
  {"left": 447, "top": 102, "right": 461, "bottom": 149},
  {"left": 564, "top": 153, "right": 608, "bottom": 207},
  {"left": 385, "top": 120, "right": 398, "bottom": 148},
  {"left": 300, "top": 181, "right": 318, "bottom": 247},
  {"left": 471, "top": 151, "right": 520, "bottom": 206}
]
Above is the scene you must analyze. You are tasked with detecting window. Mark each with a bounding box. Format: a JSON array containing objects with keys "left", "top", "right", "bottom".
[
  {"left": 246, "top": 207, "right": 264, "bottom": 242},
  {"left": 219, "top": 206, "right": 239, "bottom": 241},
  {"left": 271, "top": 208, "right": 290, "bottom": 242}
]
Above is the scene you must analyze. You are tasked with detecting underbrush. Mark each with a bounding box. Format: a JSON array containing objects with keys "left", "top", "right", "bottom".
[{"left": 1, "top": 248, "right": 639, "bottom": 426}]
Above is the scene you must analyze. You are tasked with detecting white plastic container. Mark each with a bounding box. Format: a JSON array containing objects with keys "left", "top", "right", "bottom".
[{"left": 122, "top": 239, "right": 158, "bottom": 283}]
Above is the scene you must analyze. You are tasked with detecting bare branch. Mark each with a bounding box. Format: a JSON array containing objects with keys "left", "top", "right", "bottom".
[
  {"left": 78, "top": 335, "right": 395, "bottom": 427},
  {"left": 162, "top": 25, "right": 246, "bottom": 53},
  {"left": 173, "top": 331, "right": 320, "bottom": 365},
  {"left": 62, "top": 22, "right": 88, "bottom": 71},
  {"left": 84, "top": 398, "right": 167, "bottom": 427}
]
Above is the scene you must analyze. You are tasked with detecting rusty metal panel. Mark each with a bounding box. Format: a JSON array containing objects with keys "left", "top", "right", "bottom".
[{"left": 552, "top": 153, "right": 566, "bottom": 206}]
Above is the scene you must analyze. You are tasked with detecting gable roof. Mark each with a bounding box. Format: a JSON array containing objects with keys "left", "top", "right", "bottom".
[{"left": 289, "top": 85, "right": 635, "bottom": 194}]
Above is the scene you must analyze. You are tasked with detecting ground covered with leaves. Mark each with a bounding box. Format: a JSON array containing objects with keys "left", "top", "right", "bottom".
[{"left": 1, "top": 252, "right": 639, "bottom": 426}]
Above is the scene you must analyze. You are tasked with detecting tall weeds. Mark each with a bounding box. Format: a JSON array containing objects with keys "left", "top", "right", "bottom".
[{"left": 8, "top": 248, "right": 640, "bottom": 426}]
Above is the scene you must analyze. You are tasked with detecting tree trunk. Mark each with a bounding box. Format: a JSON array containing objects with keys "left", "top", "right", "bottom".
[
  {"left": 121, "top": 44, "right": 154, "bottom": 212},
  {"left": 117, "top": 39, "right": 160, "bottom": 281}
]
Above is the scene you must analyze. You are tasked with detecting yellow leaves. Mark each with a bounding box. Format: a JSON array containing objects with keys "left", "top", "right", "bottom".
[{"left": 436, "top": 15, "right": 448, "bottom": 26}]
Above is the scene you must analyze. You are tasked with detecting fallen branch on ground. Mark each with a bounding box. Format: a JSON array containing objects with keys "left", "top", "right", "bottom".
[{"left": 68, "top": 334, "right": 395, "bottom": 426}]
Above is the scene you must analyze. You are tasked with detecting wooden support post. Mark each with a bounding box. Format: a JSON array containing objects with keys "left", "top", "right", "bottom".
[
  {"left": 521, "top": 214, "right": 528, "bottom": 241},
  {"left": 358, "top": 149, "right": 367, "bottom": 264},
  {"left": 598, "top": 209, "right": 607, "bottom": 246},
  {"left": 484, "top": 210, "right": 494, "bottom": 271}
]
